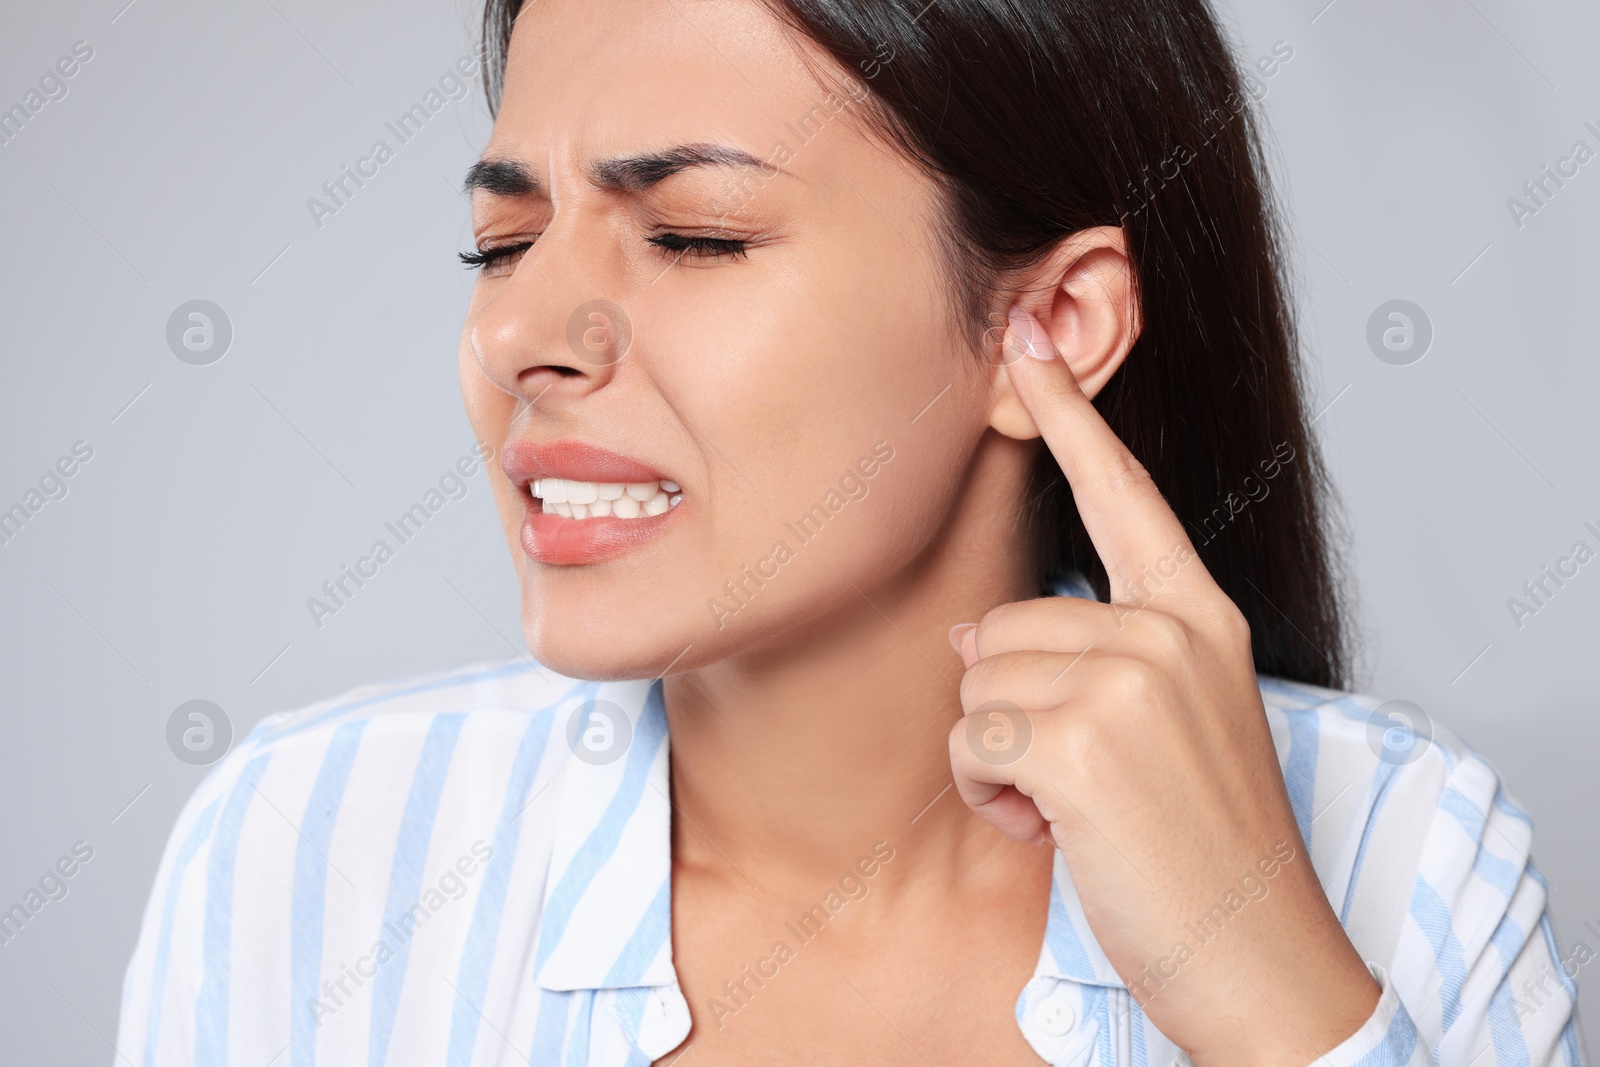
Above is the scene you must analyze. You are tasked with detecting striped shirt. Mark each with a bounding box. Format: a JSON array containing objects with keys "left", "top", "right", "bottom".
[{"left": 116, "top": 574, "right": 1586, "bottom": 1066}]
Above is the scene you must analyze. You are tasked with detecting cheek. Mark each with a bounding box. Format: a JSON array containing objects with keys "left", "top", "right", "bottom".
[
  {"left": 457, "top": 326, "right": 501, "bottom": 425},
  {"left": 457, "top": 329, "right": 522, "bottom": 540},
  {"left": 637, "top": 261, "right": 979, "bottom": 617},
  {"left": 646, "top": 252, "right": 946, "bottom": 489}
]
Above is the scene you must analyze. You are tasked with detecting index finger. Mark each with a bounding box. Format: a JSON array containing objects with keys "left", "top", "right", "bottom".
[{"left": 1002, "top": 305, "right": 1212, "bottom": 606}]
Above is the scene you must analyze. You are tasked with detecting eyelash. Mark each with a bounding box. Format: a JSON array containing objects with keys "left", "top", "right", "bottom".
[
  {"left": 646, "top": 233, "right": 750, "bottom": 260},
  {"left": 458, "top": 233, "right": 750, "bottom": 272},
  {"left": 457, "top": 243, "right": 529, "bottom": 271}
]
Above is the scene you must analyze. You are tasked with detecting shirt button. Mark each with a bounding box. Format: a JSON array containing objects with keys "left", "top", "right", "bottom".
[{"left": 1033, "top": 990, "right": 1077, "bottom": 1036}]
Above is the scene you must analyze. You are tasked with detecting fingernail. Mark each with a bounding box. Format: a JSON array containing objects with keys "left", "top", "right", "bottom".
[
  {"left": 947, "top": 622, "right": 976, "bottom": 654},
  {"left": 1007, "top": 305, "right": 1055, "bottom": 361}
]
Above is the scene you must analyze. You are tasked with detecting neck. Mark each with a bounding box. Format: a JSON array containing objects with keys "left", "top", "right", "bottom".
[{"left": 663, "top": 434, "right": 1044, "bottom": 901}]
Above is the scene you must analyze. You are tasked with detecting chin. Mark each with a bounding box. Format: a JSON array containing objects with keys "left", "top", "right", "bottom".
[
  {"left": 529, "top": 647, "right": 656, "bottom": 683},
  {"left": 520, "top": 594, "right": 693, "bottom": 682},
  {"left": 524, "top": 631, "right": 652, "bottom": 681}
]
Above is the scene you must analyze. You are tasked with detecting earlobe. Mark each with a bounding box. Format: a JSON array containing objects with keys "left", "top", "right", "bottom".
[
  {"left": 984, "top": 226, "right": 1140, "bottom": 440},
  {"left": 987, "top": 354, "right": 1043, "bottom": 441}
]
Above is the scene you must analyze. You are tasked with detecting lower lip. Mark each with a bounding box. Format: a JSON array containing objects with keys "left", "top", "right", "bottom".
[{"left": 518, "top": 494, "right": 678, "bottom": 565}]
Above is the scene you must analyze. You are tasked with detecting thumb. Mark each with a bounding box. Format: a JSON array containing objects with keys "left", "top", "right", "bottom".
[
  {"left": 946, "top": 697, "right": 1054, "bottom": 847},
  {"left": 948, "top": 623, "right": 979, "bottom": 667}
]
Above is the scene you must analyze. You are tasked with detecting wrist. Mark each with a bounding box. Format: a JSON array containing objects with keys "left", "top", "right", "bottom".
[{"left": 1185, "top": 960, "right": 1381, "bottom": 1067}]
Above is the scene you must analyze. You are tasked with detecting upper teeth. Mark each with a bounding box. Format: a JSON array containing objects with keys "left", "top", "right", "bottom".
[{"left": 532, "top": 478, "right": 682, "bottom": 519}]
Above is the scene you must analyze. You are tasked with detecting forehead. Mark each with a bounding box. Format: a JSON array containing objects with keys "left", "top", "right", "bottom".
[{"left": 489, "top": 0, "right": 846, "bottom": 172}]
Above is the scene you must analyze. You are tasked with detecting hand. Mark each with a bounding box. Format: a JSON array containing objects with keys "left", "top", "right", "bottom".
[{"left": 945, "top": 306, "right": 1379, "bottom": 1067}]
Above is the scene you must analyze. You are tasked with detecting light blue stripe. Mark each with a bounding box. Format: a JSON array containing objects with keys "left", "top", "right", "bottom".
[
  {"left": 1410, "top": 875, "right": 1468, "bottom": 1032},
  {"left": 601, "top": 875, "right": 671, "bottom": 987},
  {"left": 1493, "top": 788, "right": 1535, "bottom": 828},
  {"left": 1536, "top": 915, "right": 1582, "bottom": 1067},
  {"left": 1328, "top": 697, "right": 1455, "bottom": 772},
  {"left": 1351, "top": 996, "right": 1419, "bottom": 1066},
  {"left": 1340, "top": 761, "right": 1399, "bottom": 926},
  {"left": 1086, "top": 986, "right": 1110, "bottom": 1066},
  {"left": 1328, "top": 695, "right": 1374, "bottom": 724},
  {"left": 194, "top": 752, "right": 273, "bottom": 1064},
  {"left": 565, "top": 990, "right": 594, "bottom": 1067},
  {"left": 1534, "top": 912, "right": 1579, "bottom": 1001},
  {"left": 1282, "top": 708, "right": 1320, "bottom": 854},
  {"left": 444, "top": 688, "right": 579, "bottom": 1067},
  {"left": 1443, "top": 783, "right": 1522, "bottom": 900},
  {"left": 1441, "top": 786, "right": 1487, "bottom": 841},
  {"left": 1475, "top": 850, "right": 1523, "bottom": 901},
  {"left": 1523, "top": 855, "right": 1560, "bottom": 912},
  {"left": 1557, "top": 1018, "right": 1582, "bottom": 1067},
  {"left": 1129, "top": 994, "right": 1147, "bottom": 1067},
  {"left": 289, "top": 719, "right": 369, "bottom": 1067},
  {"left": 367, "top": 712, "right": 466, "bottom": 1067},
  {"left": 260, "top": 659, "right": 543, "bottom": 748},
  {"left": 530, "top": 988, "right": 571, "bottom": 1063},
  {"left": 612, "top": 987, "right": 650, "bottom": 1037},
  {"left": 140, "top": 796, "right": 223, "bottom": 1067},
  {"left": 1043, "top": 875, "right": 1098, "bottom": 982},
  {"left": 1486, "top": 916, "right": 1533, "bottom": 1067},
  {"left": 535, "top": 682, "right": 669, "bottom": 972}
]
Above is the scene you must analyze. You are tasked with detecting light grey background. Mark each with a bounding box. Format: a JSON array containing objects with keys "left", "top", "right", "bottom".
[{"left": 1, "top": 0, "right": 1595, "bottom": 1062}]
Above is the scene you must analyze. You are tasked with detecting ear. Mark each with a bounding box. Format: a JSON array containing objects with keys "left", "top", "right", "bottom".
[{"left": 987, "top": 225, "right": 1142, "bottom": 441}]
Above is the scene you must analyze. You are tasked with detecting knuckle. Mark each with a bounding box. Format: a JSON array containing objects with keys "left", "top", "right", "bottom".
[
  {"left": 1112, "top": 656, "right": 1164, "bottom": 704},
  {"left": 1140, "top": 611, "right": 1191, "bottom": 660},
  {"left": 1097, "top": 447, "right": 1155, "bottom": 495},
  {"left": 1049, "top": 713, "right": 1101, "bottom": 776},
  {"left": 958, "top": 655, "right": 997, "bottom": 708},
  {"left": 947, "top": 716, "right": 971, "bottom": 758},
  {"left": 1218, "top": 602, "right": 1253, "bottom": 650},
  {"left": 974, "top": 600, "right": 1022, "bottom": 648}
]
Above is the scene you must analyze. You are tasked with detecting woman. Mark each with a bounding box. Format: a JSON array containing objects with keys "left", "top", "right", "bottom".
[{"left": 116, "top": 0, "right": 1584, "bottom": 1063}]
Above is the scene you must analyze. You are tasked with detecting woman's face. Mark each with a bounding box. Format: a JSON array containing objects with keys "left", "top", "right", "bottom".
[{"left": 459, "top": 0, "right": 1012, "bottom": 679}]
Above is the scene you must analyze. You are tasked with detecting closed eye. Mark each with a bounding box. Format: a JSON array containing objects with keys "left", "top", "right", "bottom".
[
  {"left": 646, "top": 233, "right": 749, "bottom": 261},
  {"left": 458, "top": 241, "right": 531, "bottom": 272},
  {"left": 459, "top": 232, "right": 750, "bottom": 274}
]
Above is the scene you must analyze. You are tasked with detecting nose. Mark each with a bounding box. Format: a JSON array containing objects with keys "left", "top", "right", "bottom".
[{"left": 466, "top": 232, "right": 631, "bottom": 404}]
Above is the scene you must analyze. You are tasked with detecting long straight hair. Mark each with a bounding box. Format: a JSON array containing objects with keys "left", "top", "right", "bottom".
[{"left": 476, "top": 0, "right": 1352, "bottom": 689}]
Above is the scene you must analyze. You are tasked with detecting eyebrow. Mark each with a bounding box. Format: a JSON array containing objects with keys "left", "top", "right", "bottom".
[{"left": 462, "top": 142, "right": 787, "bottom": 198}]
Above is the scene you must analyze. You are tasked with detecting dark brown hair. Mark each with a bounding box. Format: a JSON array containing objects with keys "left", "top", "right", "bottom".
[{"left": 476, "top": 0, "right": 1351, "bottom": 689}]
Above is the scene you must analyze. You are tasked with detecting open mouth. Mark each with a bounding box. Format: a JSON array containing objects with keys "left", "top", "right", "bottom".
[{"left": 531, "top": 478, "right": 682, "bottom": 519}]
